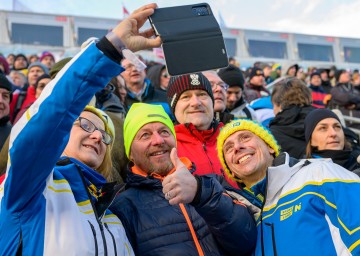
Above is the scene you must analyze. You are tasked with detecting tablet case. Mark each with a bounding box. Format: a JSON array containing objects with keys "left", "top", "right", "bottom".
[{"left": 149, "top": 3, "right": 228, "bottom": 76}]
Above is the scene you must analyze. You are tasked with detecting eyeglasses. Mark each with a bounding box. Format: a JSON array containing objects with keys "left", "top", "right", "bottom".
[
  {"left": 210, "top": 81, "right": 229, "bottom": 91},
  {"left": 123, "top": 63, "right": 136, "bottom": 70},
  {"left": 161, "top": 73, "right": 170, "bottom": 78},
  {"left": 75, "top": 117, "right": 112, "bottom": 145}
]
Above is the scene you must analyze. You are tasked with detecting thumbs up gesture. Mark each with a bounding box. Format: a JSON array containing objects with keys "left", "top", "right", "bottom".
[{"left": 162, "top": 148, "right": 198, "bottom": 205}]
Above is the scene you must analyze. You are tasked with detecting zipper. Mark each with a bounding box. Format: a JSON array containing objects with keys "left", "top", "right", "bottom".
[
  {"left": 202, "top": 142, "right": 216, "bottom": 173},
  {"left": 75, "top": 164, "right": 108, "bottom": 256},
  {"left": 88, "top": 221, "right": 99, "bottom": 256},
  {"left": 104, "top": 223, "right": 117, "bottom": 256},
  {"left": 265, "top": 223, "right": 278, "bottom": 256},
  {"left": 179, "top": 203, "right": 205, "bottom": 256},
  {"left": 260, "top": 170, "right": 269, "bottom": 256}
]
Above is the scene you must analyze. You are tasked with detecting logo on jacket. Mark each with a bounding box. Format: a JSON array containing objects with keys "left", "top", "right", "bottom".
[
  {"left": 280, "top": 202, "right": 301, "bottom": 221},
  {"left": 190, "top": 74, "right": 200, "bottom": 86}
]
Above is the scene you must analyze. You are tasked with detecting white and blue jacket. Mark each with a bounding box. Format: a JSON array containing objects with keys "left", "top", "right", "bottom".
[
  {"left": 0, "top": 41, "right": 134, "bottom": 255},
  {"left": 254, "top": 153, "right": 360, "bottom": 255}
]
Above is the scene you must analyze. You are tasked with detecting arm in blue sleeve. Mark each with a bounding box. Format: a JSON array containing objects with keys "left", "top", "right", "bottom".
[
  {"left": 3, "top": 40, "right": 124, "bottom": 211},
  {"left": 193, "top": 175, "right": 257, "bottom": 256},
  {"left": 320, "top": 163, "right": 360, "bottom": 255}
]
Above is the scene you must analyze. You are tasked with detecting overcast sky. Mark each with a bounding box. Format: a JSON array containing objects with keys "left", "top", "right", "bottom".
[{"left": 2, "top": 0, "right": 360, "bottom": 39}]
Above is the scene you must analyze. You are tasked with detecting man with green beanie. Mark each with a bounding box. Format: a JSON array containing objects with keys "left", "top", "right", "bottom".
[
  {"left": 110, "top": 102, "right": 257, "bottom": 256},
  {"left": 217, "top": 119, "right": 360, "bottom": 255}
]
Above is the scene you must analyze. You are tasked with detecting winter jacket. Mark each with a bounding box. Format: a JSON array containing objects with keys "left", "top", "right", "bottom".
[
  {"left": 269, "top": 105, "right": 315, "bottom": 158},
  {"left": 0, "top": 40, "right": 134, "bottom": 255},
  {"left": 124, "top": 79, "right": 173, "bottom": 120},
  {"left": 110, "top": 160, "right": 257, "bottom": 256},
  {"left": 229, "top": 97, "right": 257, "bottom": 121},
  {"left": 310, "top": 148, "right": 360, "bottom": 174},
  {"left": 249, "top": 96, "right": 274, "bottom": 127},
  {"left": 175, "top": 121, "right": 238, "bottom": 188},
  {"left": 243, "top": 84, "right": 270, "bottom": 103},
  {"left": 214, "top": 110, "right": 235, "bottom": 125},
  {"left": 309, "top": 84, "right": 329, "bottom": 108},
  {"left": 330, "top": 82, "right": 360, "bottom": 110},
  {"left": 321, "top": 80, "right": 333, "bottom": 94},
  {"left": 9, "top": 84, "right": 36, "bottom": 123},
  {"left": 253, "top": 153, "right": 360, "bottom": 255}
]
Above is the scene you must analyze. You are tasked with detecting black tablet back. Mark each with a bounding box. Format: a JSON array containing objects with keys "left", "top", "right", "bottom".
[{"left": 149, "top": 3, "right": 228, "bottom": 76}]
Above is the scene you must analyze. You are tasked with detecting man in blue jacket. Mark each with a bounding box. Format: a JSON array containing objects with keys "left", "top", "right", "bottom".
[
  {"left": 217, "top": 119, "right": 360, "bottom": 256},
  {"left": 110, "top": 102, "right": 257, "bottom": 256}
]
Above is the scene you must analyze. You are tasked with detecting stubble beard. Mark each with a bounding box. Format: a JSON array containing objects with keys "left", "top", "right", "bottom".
[{"left": 148, "top": 159, "right": 174, "bottom": 176}]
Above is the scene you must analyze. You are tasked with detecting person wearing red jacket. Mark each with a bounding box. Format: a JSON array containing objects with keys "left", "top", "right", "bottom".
[{"left": 167, "top": 73, "right": 238, "bottom": 188}]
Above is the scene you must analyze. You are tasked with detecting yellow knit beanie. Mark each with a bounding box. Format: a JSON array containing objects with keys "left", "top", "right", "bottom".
[{"left": 217, "top": 119, "right": 280, "bottom": 182}]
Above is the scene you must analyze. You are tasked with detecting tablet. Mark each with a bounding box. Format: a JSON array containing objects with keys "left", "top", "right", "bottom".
[{"left": 149, "top": 3, "right": 228, "bottom": 76}]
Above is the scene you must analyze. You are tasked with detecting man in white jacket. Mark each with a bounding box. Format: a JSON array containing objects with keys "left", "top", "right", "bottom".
[{"left": 217, "top": 119, "right": 360, "bottom": 256}]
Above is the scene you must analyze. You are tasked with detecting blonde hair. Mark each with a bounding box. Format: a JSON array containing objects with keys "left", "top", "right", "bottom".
[
  {"left": 96, "top": 143, "right": 114, "bottom": 181},
  {"left": 82, "top": 106, "right": 115, "bottom": 181}
]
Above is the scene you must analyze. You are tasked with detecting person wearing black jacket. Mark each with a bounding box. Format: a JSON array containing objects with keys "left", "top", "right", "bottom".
[
  {"left": 269, "top": 77, "right": 315, "bottom": 159},
  {"left": 304, "top": 108, "right": 360, "bottom": 175}
]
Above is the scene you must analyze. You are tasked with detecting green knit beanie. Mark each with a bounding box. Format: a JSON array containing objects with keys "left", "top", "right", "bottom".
[
  {"left": 49, "top": 57, "right": 72, "bottom": 79},
  {"left": 124, "top": 103, "right": 176, "bottom": 158}
]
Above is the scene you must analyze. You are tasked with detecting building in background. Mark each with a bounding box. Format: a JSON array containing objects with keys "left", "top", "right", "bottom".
[{"left": 0, "top": 9, "right": 360, "bottom": 70}]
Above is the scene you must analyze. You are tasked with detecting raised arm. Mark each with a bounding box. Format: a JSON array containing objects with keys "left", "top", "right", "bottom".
[{"left": 2, "top": 3, "right": 161, "bottom": 212}]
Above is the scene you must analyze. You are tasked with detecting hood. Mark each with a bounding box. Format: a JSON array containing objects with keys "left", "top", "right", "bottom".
[
  {"left": 269, "top": 105, "right": 315, "bottom": 139},
  {"left": 146, "top": 64, "right": 166, "bottom": 90}
]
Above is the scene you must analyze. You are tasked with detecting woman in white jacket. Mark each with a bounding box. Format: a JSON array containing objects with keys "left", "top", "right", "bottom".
[{"left": 0, "top": 3, "right": 161, "bottom": 255}]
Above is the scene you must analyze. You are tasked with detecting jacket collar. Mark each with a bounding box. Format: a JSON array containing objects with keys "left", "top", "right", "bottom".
[
  {"left": 266, "top": 153, "right": 306, "bottom": 202},
  {"left": 130, "top": 157, "right": 193, "bottom": 181}
]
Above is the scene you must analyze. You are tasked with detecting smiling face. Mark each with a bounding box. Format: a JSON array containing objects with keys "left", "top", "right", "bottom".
[
  {"left": 223, "top": 130, "right": 274, "bottom": 187},
  {"left": 63, "top": 111, "right": 107, "bottom": 170},
  {"left": 174, "top": 89, "right": 214, "bottom": 130},
  {"left": 130, "top": 122, "right": 176, "bottom": 176},
  {"left": 311, "top": 118, "right": 345, "bottom": 150}
]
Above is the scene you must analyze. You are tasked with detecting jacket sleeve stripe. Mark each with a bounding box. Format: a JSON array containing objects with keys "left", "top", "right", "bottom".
[{"left": 264, "top": 179, "right": 360, "bottom": 212}]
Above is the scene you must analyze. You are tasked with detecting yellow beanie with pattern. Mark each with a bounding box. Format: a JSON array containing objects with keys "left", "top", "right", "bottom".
[{"left": 217, "top": 119, "right": 280, "bottom": 182}]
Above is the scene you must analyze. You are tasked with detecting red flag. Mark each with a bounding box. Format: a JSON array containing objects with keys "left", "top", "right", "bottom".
[{"left": 123, "top": 4, "right": 130, "bottom": 18}]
